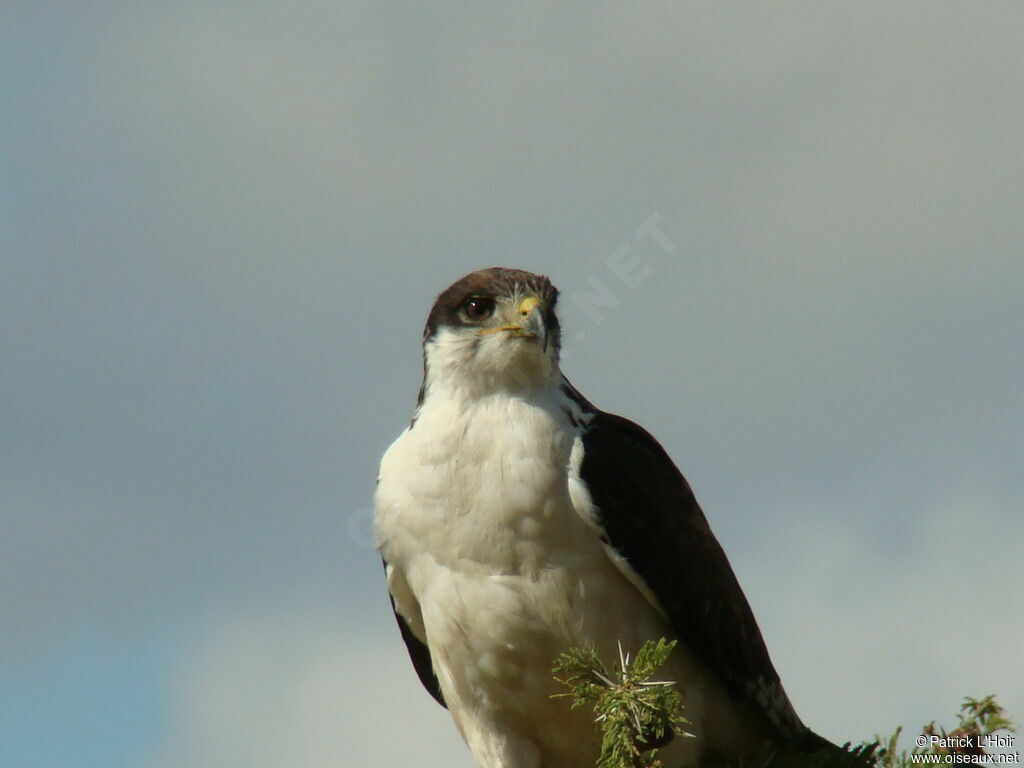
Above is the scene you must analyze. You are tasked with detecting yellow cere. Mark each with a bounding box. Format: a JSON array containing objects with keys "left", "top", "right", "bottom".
[
  {"left": 479, "top": 296, "right": 542, "bottom": 335},
  {"left": 518, "top": 296, "right": 541, "bottom": 315}
]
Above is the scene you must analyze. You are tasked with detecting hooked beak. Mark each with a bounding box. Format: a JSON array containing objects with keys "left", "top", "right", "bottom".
[
  {"left": 520, "top": 299, "right": 549, "bottom": 352},
  {"left": 479, "top": 296, "right": 550, "bottom": 352}
]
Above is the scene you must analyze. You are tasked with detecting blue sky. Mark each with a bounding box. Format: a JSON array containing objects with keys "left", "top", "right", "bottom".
[
  {"left": 3, "top": 3, "right": 1023, "bottom": 767},
  {"left": 0, "top": 629, "right": 170, "bottom": 768}
]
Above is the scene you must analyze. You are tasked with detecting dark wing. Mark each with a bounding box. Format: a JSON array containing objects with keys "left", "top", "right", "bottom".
[
  {"left": 382, "top": 559, "right": 446, "bottom": 708},
  {"left": 577, "top": 410, "right": 805, "bottom": 740}
]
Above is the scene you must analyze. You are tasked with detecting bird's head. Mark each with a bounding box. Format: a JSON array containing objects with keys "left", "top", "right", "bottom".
[{"left": 420, "top": 268, "right": 561, "bottom": 399}]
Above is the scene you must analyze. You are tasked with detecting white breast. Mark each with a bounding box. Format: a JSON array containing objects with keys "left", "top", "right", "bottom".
[
  {"left": 376, "top": 391, "right": 577, "bottom": 574},
  {"left": 374, "top": 389, "right": 689, "bottom": 767}
]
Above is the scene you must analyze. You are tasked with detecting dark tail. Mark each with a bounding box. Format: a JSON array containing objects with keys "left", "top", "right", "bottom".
[{"left": 792, "top": 729, "right": 878, "bottom": 767}]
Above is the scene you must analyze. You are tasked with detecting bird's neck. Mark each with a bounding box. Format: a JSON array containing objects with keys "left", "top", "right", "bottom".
[
  {"left": 420, "top": 340, "right": 561, "bottom": 405},
  {"left": 420, "top": 369, "right": 562, "bottom": 410}
]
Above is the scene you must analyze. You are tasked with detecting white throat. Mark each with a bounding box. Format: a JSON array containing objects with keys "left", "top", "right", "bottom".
[{"left": 421, "top": 327, "right": 561, "bottom": 405}]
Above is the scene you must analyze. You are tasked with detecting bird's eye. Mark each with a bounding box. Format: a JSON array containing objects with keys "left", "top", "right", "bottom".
[{"left": 460, "top": 297, "right": 495, "bottom": 323}]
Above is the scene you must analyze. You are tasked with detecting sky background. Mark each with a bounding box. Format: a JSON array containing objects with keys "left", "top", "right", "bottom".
[{"left": 3, "top": 2, "right": 1023, "bottom": 767}]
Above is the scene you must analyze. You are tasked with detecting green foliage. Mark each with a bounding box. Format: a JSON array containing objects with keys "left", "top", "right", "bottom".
[
  {"left": 552, "top": 639, "right": 691, "bottom": 768},
  {"left": 553, "top": 638, "right": 1016, "bottom": 768},
  {"left": 875, "top": 694, "right": 1015, "bottom": 768}
]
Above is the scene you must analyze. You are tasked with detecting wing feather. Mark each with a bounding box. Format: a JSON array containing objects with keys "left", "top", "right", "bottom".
[
  {"left": 576, "top": 410, "right": 804, "bottom": 739},
  {"left": 382, "top": 559, "right": 446, "bottom": 708}
]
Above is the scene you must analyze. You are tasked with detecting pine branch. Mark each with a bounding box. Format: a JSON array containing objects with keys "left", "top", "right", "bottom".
[
  {"left": 552, "top": 639, "right": 692, "bottom": 768},
  {"left": 551, "top": 638, "right": 1016, "bottom": 768},
  {"left": 874, "top": 694, "right": 1017, "bottom": 768}
]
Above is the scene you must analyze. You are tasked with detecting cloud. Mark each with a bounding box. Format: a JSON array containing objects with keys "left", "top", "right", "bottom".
[
  {"left": 745, "top": 483, "right": 1024, "bottom": 745},
  {"left": 139, "top": 608, "right": 474, "bottom": 768}
]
